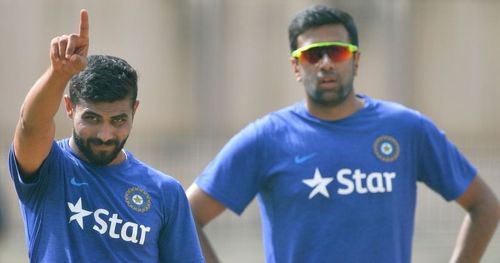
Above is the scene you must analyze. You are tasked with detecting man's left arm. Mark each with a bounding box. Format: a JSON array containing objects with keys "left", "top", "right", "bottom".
[{"left": 450, "top": 175, "right": 500, "bottom": 263}]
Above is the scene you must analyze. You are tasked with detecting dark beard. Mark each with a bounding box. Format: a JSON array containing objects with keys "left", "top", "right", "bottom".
[
  {"left": 304, "top": 72, "right": 354, "bottom": 108},
  {"left": 310, "top": 86, "right": 351, "bottom": 107},
  {"left": 73, "top": 130, "right": 128, "bottom": 166},
  {"left": 306, "top": 82, "right": 353, "bottom": 108}
]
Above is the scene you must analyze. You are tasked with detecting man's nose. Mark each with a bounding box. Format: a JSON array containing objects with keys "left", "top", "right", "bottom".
[
  {"left": 318, "top": 53, "right": 335, "bottom": 71},
  {"left": 96, "top": 124, "right": 114, "bottom": 142}
]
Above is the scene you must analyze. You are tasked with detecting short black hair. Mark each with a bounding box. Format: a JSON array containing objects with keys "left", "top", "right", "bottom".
[
  {"left": 69, "top": 55, "right": 138, "bottom": 106},
  {"left": 288, "top": 5, "right": 359, "bottom": 52}
]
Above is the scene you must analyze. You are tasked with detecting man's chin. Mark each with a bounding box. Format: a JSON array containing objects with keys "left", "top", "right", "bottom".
[
  {"left": 85, "top": 151, "right": 118, "bottom": 166},
  {"left": 89, "top": 157, "right": 114, "bottom": 166},
  {"left": 313, "top": 95, "right": 345, "bottom": 107},
  {"left": 90, "top": 143, "right": 116, "bottom": 152}
]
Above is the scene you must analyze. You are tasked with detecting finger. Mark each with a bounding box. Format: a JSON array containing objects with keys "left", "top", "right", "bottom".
[
  {"left": 65, "top": 34, "right": 78, "bottom": 59},
  {"left": 58, "top": 35, "right": 69, "bottom": 61},
  {"left": 50, "top": 37, "right": 60, "bottom": 61},
  {"left": 79, "top": 9, "right": 89, "bottom": 39},
  {"left": 69, "top": 54, "right": 88, "bottom": 70}
]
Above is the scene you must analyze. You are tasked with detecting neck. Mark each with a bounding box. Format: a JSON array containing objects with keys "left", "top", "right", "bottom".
[{"left": 306, "top": 93, "right": 364, "bottom": 121}]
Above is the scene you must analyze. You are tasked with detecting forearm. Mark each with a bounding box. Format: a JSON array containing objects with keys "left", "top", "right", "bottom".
[
  {"left": 187, "top": 185, "right": 226, "bottom": 263},
  {"left": 196, "top": 222, "right": 220, "bottom": 263},
  {"left": 450, "top": 197, "right": 500, "bottom": 262},
  {"left": 14, "top": 67, "right": 73, "bottom": 175},
  {"left": 19, "top": 67, "right": 72, "bottom": 130}
]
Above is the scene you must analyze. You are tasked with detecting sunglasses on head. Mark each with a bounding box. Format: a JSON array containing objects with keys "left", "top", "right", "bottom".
[{"left": 291, "top": 41, "right": 358, "bottom": 64}]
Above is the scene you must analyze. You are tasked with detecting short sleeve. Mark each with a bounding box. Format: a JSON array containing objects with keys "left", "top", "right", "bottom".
[
  {"left": 195, "top": 122, "right": 264, "bottom": 215},
  {"left": 158, "top": 182, "right": 204, "bottom": 263},
  {"left": 8, "top": 141, "right": 61, "bottom": 202},
  {"left": 416, "top": 116, "right": 476, "bottom": 201}
]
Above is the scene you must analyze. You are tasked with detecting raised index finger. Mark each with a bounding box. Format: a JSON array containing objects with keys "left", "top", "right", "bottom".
[{"left": 79, "top": 9, "right": 89, "bottom": 38}]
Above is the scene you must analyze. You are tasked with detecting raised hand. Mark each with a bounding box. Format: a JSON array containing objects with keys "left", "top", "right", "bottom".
[{"left": 50, "top": 9, "right": 89, "bottom": 76}]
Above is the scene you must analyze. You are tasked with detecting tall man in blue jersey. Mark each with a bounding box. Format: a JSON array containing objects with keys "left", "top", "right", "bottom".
[
  {"left": 187, "top": 5, "right": 499, "bottom": 263},
  {"left": 8, "top": 10, "right": 204, "bottom": 263}
]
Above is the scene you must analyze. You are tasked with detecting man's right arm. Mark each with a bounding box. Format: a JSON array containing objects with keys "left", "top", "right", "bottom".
[
  {"left": 187, "top": 184, "right": 226, "bottom": 263},
  {"left": 13, "top": 10, "right": 89, "bottom": 178}
]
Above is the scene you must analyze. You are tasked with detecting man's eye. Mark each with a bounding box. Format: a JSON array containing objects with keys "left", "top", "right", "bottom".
[
  {"left": 113, "top": 118, "right": 127, "bottom": 125},
  {"left": 84, "top": 115, "right": 98, "bottom": 122}
]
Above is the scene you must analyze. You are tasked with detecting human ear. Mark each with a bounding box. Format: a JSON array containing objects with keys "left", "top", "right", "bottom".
[
  {"left": 132, "top": 100, "right": 140, "bottom": 117},
  {"left": 63, "top": 95, "right": 75, "bottom": 119},
  {"left": 353, "top": 52, "right": 361, "bottom": 76},
  {"left": 291, "top": 57, "right": 302, "bottom": 82}
]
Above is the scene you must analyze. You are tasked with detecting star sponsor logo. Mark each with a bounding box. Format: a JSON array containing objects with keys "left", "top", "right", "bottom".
[
  {"left": 67, "top": 197, "right": 151, "bottom": 245},
  {"left": 68, "top": 198, "right": 92, "bottom": 229},
  {"left": 373, "top": 135, "right": 400, "bottom": 162},
  {"left": 302, "top": 168, "right": 334, "bottom": 199},
  {"left": 294, "top": 152, "right": 317, "bottom": 164},
  {"left": 125, "top": 187, "right": 151, "bottom": 213},
  {"left": 302, "top": 168, "right": 397, "bottom": 199}
]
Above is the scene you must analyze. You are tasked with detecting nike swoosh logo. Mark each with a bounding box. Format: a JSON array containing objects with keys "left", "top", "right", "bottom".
[
  {"left": 70, "top": 177, "right": 89, "bottom": 187},
  {"left": 294, "top": 153, "right": 317, "bottom": 164}
]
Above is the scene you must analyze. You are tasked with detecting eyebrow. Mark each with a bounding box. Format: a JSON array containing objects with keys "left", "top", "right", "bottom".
[
  {"left": 82, "top": 111, "right": 129, "bottom": 119},
  {"left": 111, "top": 113, "right": 129, "bottom": 119}
]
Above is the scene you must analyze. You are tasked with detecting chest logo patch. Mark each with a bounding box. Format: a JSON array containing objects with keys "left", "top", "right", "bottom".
[
  {"left": 125, "top": 187, "right": 152, "bottom": 213},
  {"left": 67, "top": 197, "right": 152, "bottom": 245},
  {"left": 373, "top": 135, "right": 400, "bottom": 162}
]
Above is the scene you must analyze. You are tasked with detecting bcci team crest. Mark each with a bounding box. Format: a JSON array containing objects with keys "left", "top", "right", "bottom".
[
  {"left": 373, "top": 135, "right": 400, "bottom": 162},
  {"left": 125, "top": 187, "right": 152, "bottom": 213}
]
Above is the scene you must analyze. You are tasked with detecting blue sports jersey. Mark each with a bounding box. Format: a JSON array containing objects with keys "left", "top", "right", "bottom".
[
  {"left": 9, "top": 139, "right": 204, "bottom": 263},
  {"left": 195, "top": 95, "right": 476, "bottom": 263}
]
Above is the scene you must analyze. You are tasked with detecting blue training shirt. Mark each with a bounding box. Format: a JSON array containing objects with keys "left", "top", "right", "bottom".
[
  {"left": 9, "top": 139, "right": 204, "bottom": 263},
  {"left": 195, "top": 94, "right": 476, "bottom": 263}
]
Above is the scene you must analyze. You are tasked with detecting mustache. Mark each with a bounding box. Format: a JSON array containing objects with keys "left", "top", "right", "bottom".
[
  {"left": 88, "top": 138, "right": 119, "bottom": 146},
  {"left": 318, "top": 72, "right": 337, "bottom": 78}
]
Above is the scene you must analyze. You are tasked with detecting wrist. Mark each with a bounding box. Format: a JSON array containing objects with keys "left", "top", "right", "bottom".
[{"left": 47, "top": 65, "right": 76, "bottom": 82}]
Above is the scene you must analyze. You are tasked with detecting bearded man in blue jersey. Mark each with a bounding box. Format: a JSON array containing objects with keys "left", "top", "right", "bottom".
[
  {"left": 187, "top": 4, "right": 499, "bottom": 263},
  {"left": 8, "top": 9, "right": 204, "bottom": 263}
]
